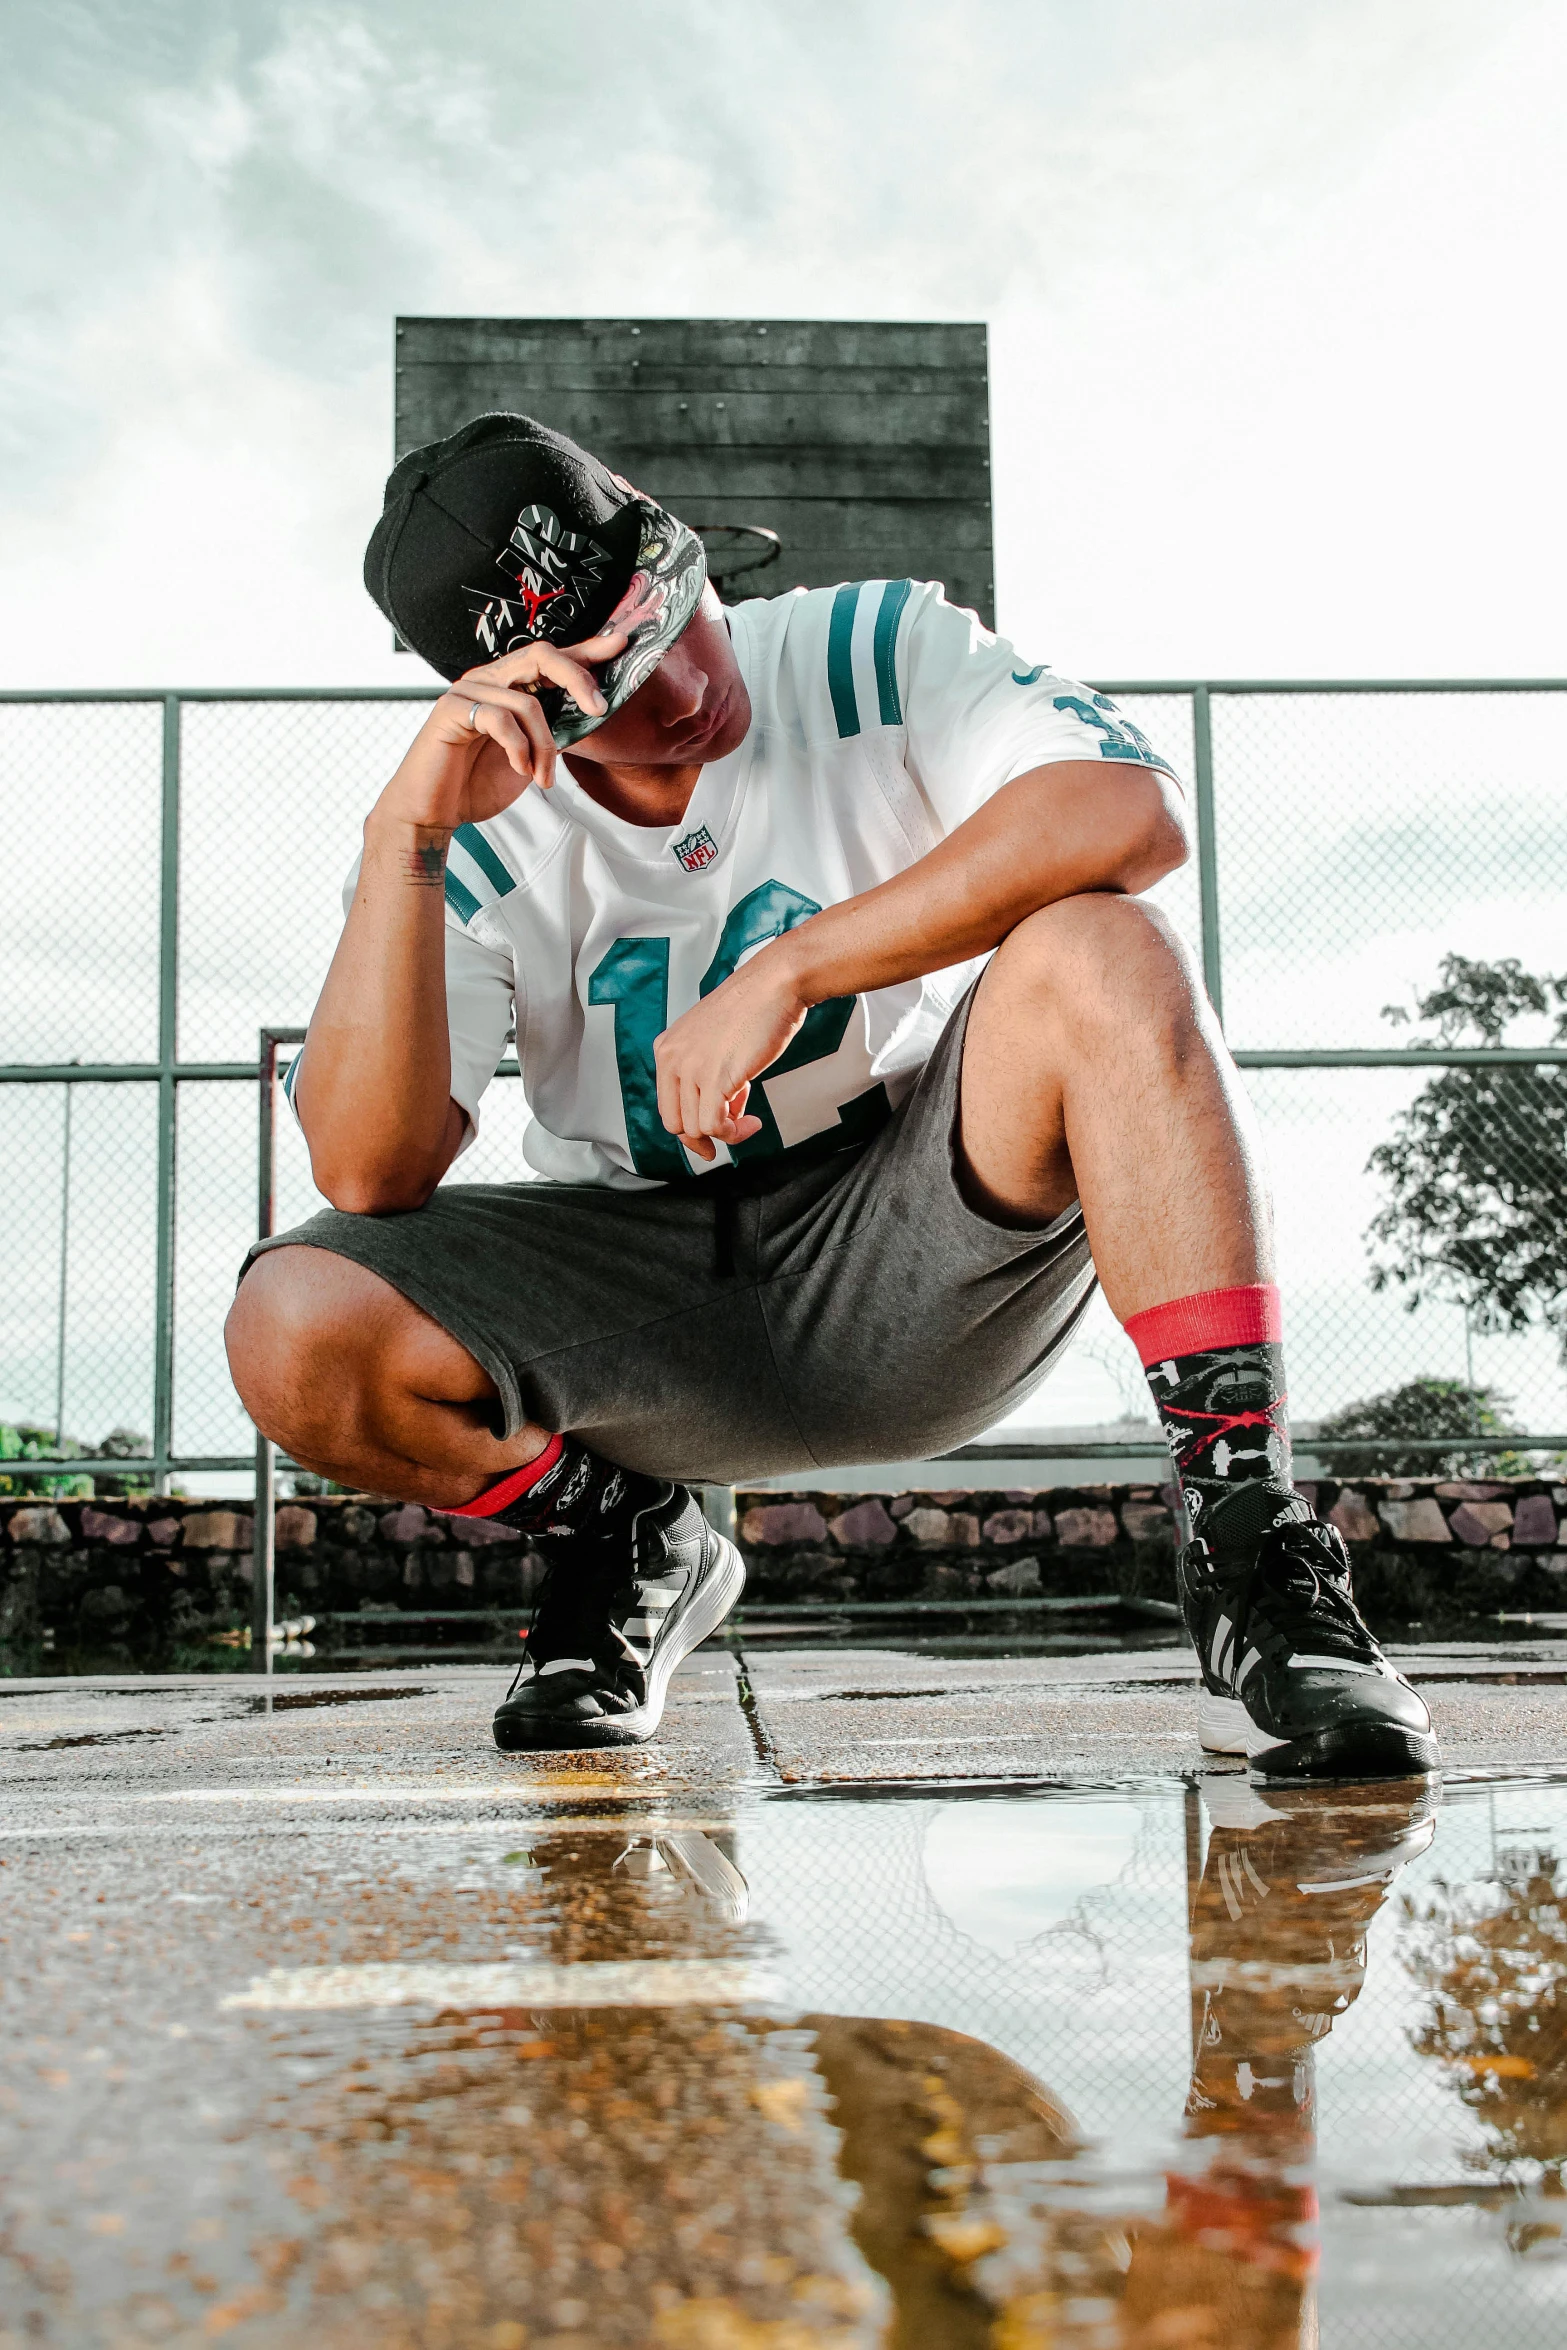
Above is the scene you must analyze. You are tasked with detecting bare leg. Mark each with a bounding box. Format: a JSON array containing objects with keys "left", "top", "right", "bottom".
[
  {"left": 225, "top": 1246, "right": 552, "bottom": 1507},
  {"left": 957, "top": 893, "right": 1273, "bottom": 1318}
]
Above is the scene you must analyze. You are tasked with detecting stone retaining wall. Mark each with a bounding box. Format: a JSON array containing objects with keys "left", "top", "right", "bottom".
[
  {"left": 0, "top": 1495, "right": 547, "bottom": 1667},
  {"left": 2, "top": 1474, "right": 1564, "bottom": 1667},
  {"left": 733, "top": 1476, "right": 1567, "bottom": 1622}
]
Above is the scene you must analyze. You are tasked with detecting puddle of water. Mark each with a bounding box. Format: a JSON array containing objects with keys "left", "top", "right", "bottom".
[
  {"left": 749, "top": 1775, "right": 1567, "bottom": 2345},
  {"left": 1410, "top": 1670, "right": 1567, "bottom": 1687},
  {"left": 0, "top": 1685, "right": 438, "bottom": 1746},
  {"left": 743, "top": 1628, "right": 1191, "bottom": 1661},
  {"left": 11, "top": 1726, "right": 178, "bottom": 1751},
  {"left": 242, "top": 1684, "right": 436, "bottom": 1713},
  {"left": 141, "top": 1776, "right": 1564, "bottom": 2345},
  {"left": 0, "top": 1677, "right": 439, "bottom": 1702},
  {"left": 795, "top": 1665, "right": 1567, "bottom": 1701}
]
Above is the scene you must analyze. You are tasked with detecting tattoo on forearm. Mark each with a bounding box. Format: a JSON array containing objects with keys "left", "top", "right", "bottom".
[{"left": 404, "top": 838, "right": 449, "bottom": 886}]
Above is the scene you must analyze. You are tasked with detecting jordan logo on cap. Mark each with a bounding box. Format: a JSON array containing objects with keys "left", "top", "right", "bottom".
[{"left": 466, "top": 504, "right": 610, "bottom": 656}]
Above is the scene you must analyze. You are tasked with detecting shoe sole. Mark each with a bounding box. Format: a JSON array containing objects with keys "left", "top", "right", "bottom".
[
  {"left": 1198, "top": 1690, "right": 1439, "bottom": 1783},
  {"left": 493, "top": 1533, "right": 746, "bottom": 1753}
]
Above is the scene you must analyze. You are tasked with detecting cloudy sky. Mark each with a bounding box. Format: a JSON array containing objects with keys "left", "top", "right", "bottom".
[{"left": 4, "top": 0, "right": 1563, "bottom": 691}]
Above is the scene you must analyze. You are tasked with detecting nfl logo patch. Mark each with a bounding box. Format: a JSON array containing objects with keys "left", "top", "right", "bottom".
[{"left": 672, "top": 826, "right": 718, "bottom": 873}]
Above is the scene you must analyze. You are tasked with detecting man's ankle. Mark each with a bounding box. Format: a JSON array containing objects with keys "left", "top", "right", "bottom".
[
  {"left": 444, "top": 1434, "right": 651, "bottom": 1542},
  {"left": 1191, "top": 1477, "right": 1312, "bottom": 1565},
  {"left": 447, "top": 1432, "right": 567, "bottom": 1520}
]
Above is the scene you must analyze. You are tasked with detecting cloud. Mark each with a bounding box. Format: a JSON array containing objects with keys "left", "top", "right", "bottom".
[{"left": 1, "top": 0, "right": 1561, "bottom": 683}]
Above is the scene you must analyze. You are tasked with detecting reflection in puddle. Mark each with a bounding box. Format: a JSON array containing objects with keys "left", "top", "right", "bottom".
[
  {"left": 615, "top": 1830, "right": 752, "bottom": 1921},
  {"left": 923, "top": 1796, "right": 1146, "bottom": 1952},
  {"left": 1403, "top": 1836, "right": 1567, "bottom": 2253},
  {"left": 14, "top": 1775, "right": 1567, "bottom": 2342},
  {"left": 1146, "top": 1782, "right": 1436, "bottom": 2350},
  {"left": 169, "top": 1780, "right": 1567, "bottom": 2345}
]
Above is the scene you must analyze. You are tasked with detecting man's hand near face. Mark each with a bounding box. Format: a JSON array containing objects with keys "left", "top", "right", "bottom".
[
  {"left": 386, "top": 630, "right": 630, "bottom": 831},
  {"left": 290, "top": 629, "right": 625, "bottom": 1212},
  {"left": 287, "top": 570, "right": 754, "bottom": 1214}
]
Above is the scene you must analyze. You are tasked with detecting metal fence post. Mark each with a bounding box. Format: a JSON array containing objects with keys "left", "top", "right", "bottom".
[
  {"left": 251, "top": 1029, "right": 280, "bottom": 1671},
  {"left": 1191, "top": 684, "right": 1223, "bottom": 1027},
  {"left": 702, "top": 1487, "right": 739, "bottom": 1543},
  {"left": 151, "top": 695, "right": 181, "bottom": 1494},
  {"left": 250, "top": 1027, "right": 307, "bottom": 1669},
  {"left": 54, "top": 1075, "right": 74, "bottom": 1446},
  {"left": 252, "top": 1429, "right": 276, "bottom": 1675}
]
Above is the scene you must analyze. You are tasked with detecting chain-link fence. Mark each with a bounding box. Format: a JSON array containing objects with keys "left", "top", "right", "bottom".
[{"left": 3, "top": 678, "right": 1566, "bottom": 1491}]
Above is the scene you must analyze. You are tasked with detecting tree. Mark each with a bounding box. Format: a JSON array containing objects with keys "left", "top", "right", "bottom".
[
  {"left": 1367, "top": 955, "right": 1567, "bottom": 1356},
  {"left": 1315, "top": 1376, "right": 1522, "bottom": 1478}
]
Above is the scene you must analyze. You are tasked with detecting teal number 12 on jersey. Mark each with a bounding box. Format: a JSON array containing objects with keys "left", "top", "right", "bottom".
[{"left": 586, "top": 878, "right": 891, "bottom": 1177}]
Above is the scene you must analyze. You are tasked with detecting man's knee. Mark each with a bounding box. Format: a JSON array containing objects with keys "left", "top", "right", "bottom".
[
  {"left": 225, "top": 1246, "right": 386, "bottom": 1447},
  {"left": 988, "top": 893, "right": 1205, "bottom": 1048}
]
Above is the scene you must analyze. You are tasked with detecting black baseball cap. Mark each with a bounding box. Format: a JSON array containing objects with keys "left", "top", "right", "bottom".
[{"left": 363, "top": 412, "right": 708, "bottom": 747}]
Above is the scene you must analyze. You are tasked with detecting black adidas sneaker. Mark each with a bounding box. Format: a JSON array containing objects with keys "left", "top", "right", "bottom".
[
  {"left": 493, "top": 1477, "right": 745, "bottom": 1752},
  {"left": 1178, "top": 1512, "right": 1438, "bottom": 1781}
]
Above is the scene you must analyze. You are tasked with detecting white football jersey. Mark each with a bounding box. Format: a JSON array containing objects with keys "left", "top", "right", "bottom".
[{"left": 328, "top": 580, "right": 1181, "bottom": 1188}]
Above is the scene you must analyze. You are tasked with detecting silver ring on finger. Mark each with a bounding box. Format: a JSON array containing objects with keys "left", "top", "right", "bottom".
[{"left": 467, "top": 702, "right": 482, "bottom": 731}]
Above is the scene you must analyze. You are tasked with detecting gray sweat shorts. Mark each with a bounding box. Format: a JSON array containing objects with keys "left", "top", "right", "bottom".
[{"left": 243, "top": 987, "right": 1097, "bottom": 1485}]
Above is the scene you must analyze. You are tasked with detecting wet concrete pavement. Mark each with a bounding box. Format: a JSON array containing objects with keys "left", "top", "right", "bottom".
[
  {"left": 746, "top": 1639, "right": 1567, "bottom": 1782},
  {"left": 4, "top": 1645, "right": 1567, "bottom": 2345}
]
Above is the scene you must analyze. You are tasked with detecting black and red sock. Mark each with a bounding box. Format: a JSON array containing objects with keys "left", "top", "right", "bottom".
[
  {"left": 447, "top": 1432, "right": 629, "bottom": 1540},
  {"left": 1125, "top": 1283, "right": 1307, "bottom": 1561}
]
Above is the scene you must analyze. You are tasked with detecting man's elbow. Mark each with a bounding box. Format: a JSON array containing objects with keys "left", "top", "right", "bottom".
[
  {"left": 327, "top": 1177, "right": 438, "bottom": 1217},
  {"left": 300, "top": 1126, "right": 443, "bottom": 1217},
  {"left": 297, "top": 1095, "right": 464, "bottom": 1218},
  {"left": 311, "top": 1161, "right": 440, "bottom": 1217}
]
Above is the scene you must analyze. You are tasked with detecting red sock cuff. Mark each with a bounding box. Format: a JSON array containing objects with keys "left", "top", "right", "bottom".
[
  {"left": 447, "top": 1431, "right": 564, "bottom": 1518},
  {"left": 1123, "top": 1283, "right": 1282, "bottom": 1367}
]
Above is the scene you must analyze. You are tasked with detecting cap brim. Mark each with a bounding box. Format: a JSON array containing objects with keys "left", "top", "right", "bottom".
[{"left": 548, "top": 503, "right": 708, "bottom": 749}]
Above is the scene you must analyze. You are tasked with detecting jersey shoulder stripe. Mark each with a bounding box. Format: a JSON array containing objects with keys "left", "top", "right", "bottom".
[
  {"left": 872, "top": 577, "right": 913, "bottom": 724},
  {"left": 825, "top": 579, "right": 916, "bottom": 739},
  {"left": 444, "top": 823, "right": 518, "bottom": 927},
  {"left": 826, "top": 582, "right": 863, "bottom": 736}
]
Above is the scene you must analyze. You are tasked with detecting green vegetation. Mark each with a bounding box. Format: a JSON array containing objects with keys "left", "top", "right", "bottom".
[
  {"left": 1314, "top": 1376, "right": 1527, "bottom": 1478},
  {"left": 0, "top": 1422, "right": 152, "bottom": 1499}
]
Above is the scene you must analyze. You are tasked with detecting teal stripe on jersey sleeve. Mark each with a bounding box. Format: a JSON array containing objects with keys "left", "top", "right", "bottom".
[
  {"left": 443, "top": 824, "right": 517, "bottom": 926},
  {"left": 443, "top": 866, "right": 482, "bottom": 925},
  {"left": 827, "top": 582, "right": 864, "bottom": 738},
  {"left": 872, "top": 578, "right": 913, "bottom": 724},
  {"left": 281, "top": 1052, "right": 301, "bottom": 1105},
  {"left": 454, "top": 822, "right": 516, "bottom": 899}
]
